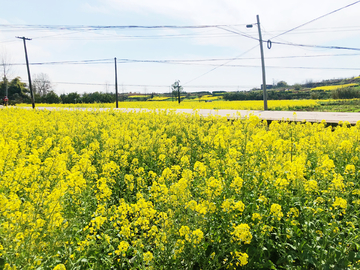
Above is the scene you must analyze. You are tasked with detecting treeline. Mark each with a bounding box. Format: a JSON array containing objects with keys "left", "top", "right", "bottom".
[
  {"left": 223, "top": 89, "right": 331, "bottom": 101},
  {"left": 1, "top": 77, "right": 118, "bottom": 104},
  {"left": 32, "top": 91, "right": 116, "bottom": 104},
  {"left": 3, "top": 76, "right": 360, "bottom": 105},
  {"left": 36, "top": 92, "right": 117, "bottom": 104},
  {"left": 59, "top": 92, "right": 116, "bottom": 104},
  {"left": 331, "top": 87, "right": 360, "bottom": 99},
  {"left": 223, "top": 87, "right": 360, "bottom": 101}
]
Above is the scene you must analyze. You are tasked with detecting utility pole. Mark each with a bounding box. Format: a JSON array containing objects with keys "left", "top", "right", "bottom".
[
  {"left": 177, "top": 84, "right": 181, "bottom": 104},
  {"left": 172, "top": 80, "right": 181, "bottom": 104},
  {"left": 114, "top": 57, "right": 118, "bottom": 108},
  {"left": 4, "top": 76, "right": 8, "bottom": 105},
  {"left": 16, "top": 36, "right": 35, "bottom": 109},
  {"left": 256, "top": 15, "right": 268, "bottom": 110},
  {"left": 247, "top": 15, "right": 268, "bottom": 110}
]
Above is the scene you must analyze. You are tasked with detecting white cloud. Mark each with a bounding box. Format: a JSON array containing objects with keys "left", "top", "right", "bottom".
[{"left": 81, "top": 2, "right": 111, "bottom": 14}]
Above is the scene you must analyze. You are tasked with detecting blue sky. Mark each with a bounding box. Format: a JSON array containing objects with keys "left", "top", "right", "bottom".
[{"left": 1, "top": 0, "right": 360, "bottom": 94}]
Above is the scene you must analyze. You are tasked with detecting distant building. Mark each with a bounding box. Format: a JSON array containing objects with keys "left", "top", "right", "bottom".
[{"left": 261, "top": 84, "right": 273, "bottom": 89}]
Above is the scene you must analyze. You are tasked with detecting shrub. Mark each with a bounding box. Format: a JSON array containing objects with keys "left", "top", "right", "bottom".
[{"left": 331, "top": 87, "right": 360, "bottom": 99}]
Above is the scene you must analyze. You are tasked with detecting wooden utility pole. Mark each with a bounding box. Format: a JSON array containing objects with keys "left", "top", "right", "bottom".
[
  {"left": 16, "top": 36, "right": 35, "bottom": 109},
  {"left": 114, "top": 57, "right": 118, "bottom": 108}
]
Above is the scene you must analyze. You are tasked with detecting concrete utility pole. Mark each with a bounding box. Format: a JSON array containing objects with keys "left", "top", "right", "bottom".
[
  {"left": 256, "top": 15, "right": 268, "bottom": 110},
  {"left": 247, "top": 15, "right": 268, "bottom": 110},
  {"left": 16, "top": 36, "right": 35, "bottom": 109},
  {"left": 114, "top": 57, "right": 118, "bottom": 108}
]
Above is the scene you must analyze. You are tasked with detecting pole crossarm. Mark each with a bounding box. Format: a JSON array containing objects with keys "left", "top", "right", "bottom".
[{"left": 16, "top": 36, "right": 32, "bottom": 41}]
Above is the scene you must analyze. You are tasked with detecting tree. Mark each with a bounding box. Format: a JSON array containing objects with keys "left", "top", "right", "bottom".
[
  {"left": 276, "top": 81, "right": 288, "bottom": 88},
  {"left": 33, "top": 73, "right": 52, "bottom": 97},
  {"left": 293, "top": 84, "right": 302, "bottom": 91},
  {"left": 0, "top": 77, "right": 9, "bottom": 99},
  {"left": 40, "top": 91, "right": 61, "bottom": 104},
  {"left": 171, "top": 80, "right": 183, "bottom": 104},
  {"left": 1, "top": 47, "right": 12, "bottom": 99},
  {"left": 81, "top": 92, "right": 116, "bottom": 103},
  {"left": 0, "top": 77, "right": 31, "bottom": 103},
  {"left": 60, "top": 92, "right": 81, "bottom": 104}
]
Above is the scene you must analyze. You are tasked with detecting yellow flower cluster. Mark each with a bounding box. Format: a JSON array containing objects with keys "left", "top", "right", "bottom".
[
  {"left": 17, "top": 99, "right": 321, "bottom": 110},
  {"left": 311, "top": 83, "right": 358, "bottom": 91},
  {"left": 0, "top": 107, "right": 359, "bottom": 269}
]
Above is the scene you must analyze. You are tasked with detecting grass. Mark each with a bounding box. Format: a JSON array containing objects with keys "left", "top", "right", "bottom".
[{"left": 289, "top": 99, "right": 360, "bottom": 112}]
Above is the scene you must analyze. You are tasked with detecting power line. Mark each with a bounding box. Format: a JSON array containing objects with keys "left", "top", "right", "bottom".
[
  {"left": 2, "top": 53, "right": 360, "bottom": 67},
  {"left": 224, "top": 28, "right": 360, "bottom": 51},
  {"left": 269, "top": 41, "right": 360, "bottom": 51},
  {"left": 173, "top": 63, "right": 360, "bottom": 70},
  {"left": 0, "top": 23, "right": 247, "bottom": 31},
  {"left": 217, "top": 24, "right": 360, "bottom": 52},
  {"left": 54, "top": 81, "right": 254, "bottom": 89},
  {"left": 183, "top": 45, "right": 259, "bottom": 85},
  {"left": 261, "top": 25, "right": 360, "bottom": 36},
  {"left": 3, "top": 25, "right": 360, "bottom": 43},
  {"left": 216, "top": 26, "right": 258, "bottom": 41},
  {"left": 4, "top": 59, "right": 114, "bottom": 66},
  {"left": 34, "top": 33, "right": 236, "bottom": 41},
  {"left": 271, "top": 0, "right": 360, "bottom": 39}
]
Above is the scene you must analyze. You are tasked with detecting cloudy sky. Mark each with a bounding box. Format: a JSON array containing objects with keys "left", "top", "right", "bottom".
[{"left": 1, "top": 0, "right": 360, "bottom": 95}]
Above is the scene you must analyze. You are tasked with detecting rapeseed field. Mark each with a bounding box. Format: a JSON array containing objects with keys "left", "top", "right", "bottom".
[
  {"left": 311, "top": 84, "right": 358, "bottom": 91},
  {"left": 16, "top": 99, "right": 321, "bottom": 111},
  {"left": 0, "top": 108, "right": 359, "bottom": 269}
]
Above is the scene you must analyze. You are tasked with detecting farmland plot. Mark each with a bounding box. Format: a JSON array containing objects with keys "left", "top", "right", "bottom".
[{"left": 0, "top": 108, "right": 359, "bottom": 269}]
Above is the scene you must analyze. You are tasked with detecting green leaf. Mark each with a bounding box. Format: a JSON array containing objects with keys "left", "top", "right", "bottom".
[{"left": 0, "top": 258, "right": 5, "bottom": 270}]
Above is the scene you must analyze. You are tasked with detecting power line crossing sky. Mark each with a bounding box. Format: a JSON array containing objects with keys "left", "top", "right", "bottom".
[{"left": 1, "top": 0, "right": 360, "bottom": 94}]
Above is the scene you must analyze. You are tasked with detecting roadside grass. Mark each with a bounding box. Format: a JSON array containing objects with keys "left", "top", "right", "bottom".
[{"left": 289, "top": 99, "right": 360, "bottom": 112}]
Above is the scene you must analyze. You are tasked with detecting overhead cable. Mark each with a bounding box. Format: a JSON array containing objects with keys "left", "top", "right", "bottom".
[
  {"left": 269, "top": 41, "right": 360, "bottom": 51},
  {"left": 0, "top": 23, "right": 247, "bottom": 31},
  {"left": 183, "top": 45, "right": 260, "bottom": 85},
  {"left": 271, "top": 0, "right": 360, "bottom": 39},
  {"left": 2, "top": 53, "right": 360, "bottom": 67}
]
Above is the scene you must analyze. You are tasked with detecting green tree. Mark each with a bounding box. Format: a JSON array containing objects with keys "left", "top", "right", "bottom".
[
  {"left": 81, "top": 92, "right": 116, "bottom": 103},
  {"left": 0, "top": 77, "right": 30, "bottom": 103},
  {"left": 60, "top": 92, "right": 81, "bottom": 104},
  {"left": 276, "top": 81, "right": 288, "bottom": 88},
  {"left": 171, "top": 80, "right": 183, "bottom": 104},
  {"left": 293, "top": 84, "right": 302, "bottom": 90},
  {"left": 331, "top": 87, "right": 360, "bottom": 99},
  {"left": 40, "top": 91, "right": 61, "bottom": 104}
]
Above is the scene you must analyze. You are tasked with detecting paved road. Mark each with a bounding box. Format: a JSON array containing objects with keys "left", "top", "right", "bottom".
[
  {"left": 179, "top": 109, "right": 360, "bottom": 124},
  {"left": 2, "top": 106, "right": 360, "bottom": 124},
  {"left": 110, "top": 108, "right": 360, "bottom": 124}
]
